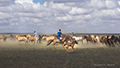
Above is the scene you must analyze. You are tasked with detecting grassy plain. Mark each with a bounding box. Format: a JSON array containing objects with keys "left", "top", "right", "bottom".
[{"left": 0, "top": 33, "right": 120, "bottom": 68}]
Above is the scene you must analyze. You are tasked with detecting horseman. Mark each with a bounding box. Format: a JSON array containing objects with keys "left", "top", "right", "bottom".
[
  {"left": 34, "top": 31, "right": 38, "bottom": 37},
  {"left": 34, "top": 31, "right": 39, "bottom": 41},
  {"left": 57, "top": 29, "right": 62, "bottom": 42}
]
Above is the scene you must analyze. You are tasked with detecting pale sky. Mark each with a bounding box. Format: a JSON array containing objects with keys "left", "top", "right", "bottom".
[{"left": 0, "top": 0, "right": 120, "bottom": 33}]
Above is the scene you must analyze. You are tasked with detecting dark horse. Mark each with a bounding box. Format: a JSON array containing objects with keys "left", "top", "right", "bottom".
[
  {"left": 47, "top": 35, "right": 71, "bottom": 47},
  {"left": 111, "top": 35, "right": 119, "bottom": 45},
  {"left": 83, "top": 35, "right": 93, "bottom": 43},
  {"left": 100, "top": 35, "right": 115, "bottom": 47}
]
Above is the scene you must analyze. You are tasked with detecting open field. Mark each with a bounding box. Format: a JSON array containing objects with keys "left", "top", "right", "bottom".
[{"left": 0, "top": 33, "right": 120, "bottom": 68}]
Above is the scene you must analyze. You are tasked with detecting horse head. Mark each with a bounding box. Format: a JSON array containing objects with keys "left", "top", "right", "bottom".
[{"left": 74, "top": 40, "right": 78, "bottom": 44}]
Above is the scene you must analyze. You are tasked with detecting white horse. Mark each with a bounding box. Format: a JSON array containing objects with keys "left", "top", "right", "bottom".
[{"left": 72, "top": 36, "right": 85, "bottom": 43}]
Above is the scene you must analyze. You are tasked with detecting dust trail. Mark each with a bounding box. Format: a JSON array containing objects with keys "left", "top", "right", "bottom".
[
  {"left": 74, "top": 42, "right": 106, "bottom": 49},
  {"left": 0, "top": 38, "right": 107, "bottom": 51}
]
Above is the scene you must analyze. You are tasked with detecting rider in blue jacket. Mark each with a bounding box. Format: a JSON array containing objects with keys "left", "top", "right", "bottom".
[
  {"left": 34, "top": 31, "right": 38, "bottom": 37},
  {"left": 57, "top": 29, "right": 62, "bottom": 42}
]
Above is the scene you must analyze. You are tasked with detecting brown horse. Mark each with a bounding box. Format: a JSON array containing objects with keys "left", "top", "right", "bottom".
[
  {"left": 42, "top": 35, "right": 55, "bottom": 42},
  {"left": 99, "top": 35, "right": 115, "bottom": 47},
  {"left": 92, "top": 36, "right": 97, "bottom": 43},
  {"left": 9, "top": 34, "right": 17, "bottom": 40},
  {"left": 16, "top": 35, "right": 27, "bottom": 44},
  {"left": 83, "top": 35, "right": 93, "bottom": 43},
  {"left": 26, "top": 34, "right": 39, "bottom": 44},
  {"left": 47, "top": 35, "right": 70, "bottom": 47},
  {"left": 64, "top": 40, "right": 78, "bottom": 52},
  {"left": 0, "top": 35, "right": 7, "bottom": 41}
]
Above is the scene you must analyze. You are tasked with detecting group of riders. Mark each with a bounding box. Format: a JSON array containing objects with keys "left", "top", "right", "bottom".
[{"left": 34, "top": 29, "right": 62, "bottom": 42}]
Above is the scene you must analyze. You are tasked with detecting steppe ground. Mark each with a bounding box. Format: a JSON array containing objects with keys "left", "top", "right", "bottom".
[{"left": 0, "top": 34, "right": 120, "bottom": 68}]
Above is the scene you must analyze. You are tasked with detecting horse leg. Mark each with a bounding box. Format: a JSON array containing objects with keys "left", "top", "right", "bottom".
[
  {"left": 107, "top": 40, "right": 111, "bottom": 47},
  {"left": 24, "top": 40, "right": 26, "bottom": 44},
  {"left": 71, "top": 46, "right": 74, "bottom": 52},
  {"left": 111, "top": 41, "right": 115, "bottom": 47},
  {"left": 53, "top": 41, "right": 56, "bottom": 47},
  {"left": 66, "top": 46, "right": 69, "bottom": 52},
  {"left": 105, "top": 41, "right": 108, "bottom": 47}
]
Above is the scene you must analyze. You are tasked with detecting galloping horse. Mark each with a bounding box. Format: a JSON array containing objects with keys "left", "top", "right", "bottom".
[
  {"left": 111, "top": 35, "right": 119, "bottom": 45},
  {"left": 16, "top": 35, "right": 27, "bottom": 44},
  {"left": 0, "top": 35, "right": 7, "bottom": 41},
  {"left": 64, "top": 40, "right": 78, "bottom": 52},
  {"left": 72, "top": 36, "right": 84, "bottom": 43},
  {"left": 26, "top": 34, "right": 39, "bottom": 44},
  {"left": 92, "top": 36, "right": 98, "bottom": 43},
  {"left": 42, "top": 35, "right": 55, "bottom": 42},
  {"left": 9, "top": 34, "right": 17, "bottom": 40},
  {"left": 47, "top": 35, "right": 71, "bottom": 47},
  {"left": 83, "top": 35, "right": 93, "bottom": 43},
  {"left": 99, "top": 35, "right": 115, "bottom": 47}
]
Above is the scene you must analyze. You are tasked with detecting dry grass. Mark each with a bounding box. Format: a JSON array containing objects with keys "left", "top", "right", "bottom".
[{"left": 0, "top": 34, "right": 120, "bottom": 68}]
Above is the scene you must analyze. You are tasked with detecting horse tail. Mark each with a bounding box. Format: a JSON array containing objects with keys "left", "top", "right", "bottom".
[{"left": 47, "top": 39, "right": 53, "bottom": 46}]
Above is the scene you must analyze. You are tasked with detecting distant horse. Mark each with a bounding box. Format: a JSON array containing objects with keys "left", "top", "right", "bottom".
[
  {"left": 99, "top": 36, "right": 105, "bottom": 45},
  {"left": 26, "top": 34, "right": 39, "bottom": 44},
  {"left": 64, "top": 40, "right": 78, "bottom": 52},
  {"left": 9, "top": 34, "right": 17, "bottom": 40},
  {"left": 72, "top": 36, "right": 84, "bottom": 43},
  {"left": 92, "top": 36, "right": 98, "bottom": 43},
  {"left": 111, "top": 35, "right": 119, "bottom": 45},
  {"left": 37, "top": 35, "right": 43, "bottom": 43},
  {"left": 83, "top": 35, "right": 93, "bottom": 43},
  {"left": 107, "top": 35, "right": 115, "bottom": 47},
  {"left": 0, "top": 35, "right": 7, "bottom": 41},
  {"left": 47, "top": 35, "right": 71, "bottom": 47},
  {"left": 100, "top": 35, "right": 115, "bottom": 47},
  {"left": 16, "top": 35, "right": 27, "bottom": 44},
  {"left": 42, "top": 35, "right": 55, "bottom": 42}
]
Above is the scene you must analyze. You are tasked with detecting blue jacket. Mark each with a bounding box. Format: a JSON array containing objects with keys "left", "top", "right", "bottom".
[
  {"left": 57, "top": 31, "right": 62, "bottom": 35},
  {"left": 34, "top": 32, "right": 38, "bottom": 37}
]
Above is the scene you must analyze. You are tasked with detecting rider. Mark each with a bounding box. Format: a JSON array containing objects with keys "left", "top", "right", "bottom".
[
  {"left": 34, "top": 31, "right": 38, "bottom": 37},
  {"left": 57, "top": 29, "right": 62, "bottom": 42},
  {"left": 34, "top": 31, "right": 39, "bottom": 42}
]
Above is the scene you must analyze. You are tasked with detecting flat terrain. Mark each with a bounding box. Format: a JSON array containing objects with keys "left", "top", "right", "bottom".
[{"left": 0, "top": 37, "right": 120, "bottom": 68}]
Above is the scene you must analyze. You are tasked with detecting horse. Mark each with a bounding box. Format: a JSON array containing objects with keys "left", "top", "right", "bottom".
[
  {"left": 99, "top": 36, "right": 105, "bottom": 45},
  {"left": 37, "top": 35, "right": 43, "bottom": 43},
  {"left": 107, "top": 35, "right": 115, "bottom": 47},
  {"left": 64, "top": 40, "right": 78, "bottom": 52},
  {"left": 92, "top": 36, "right": 98, "bottom": 43},
  {"left": 83, "top": 35, "right": 93, "bottom": 43},
  {"left": 100, "top": 35, "right": 115, "bottom": 47},
  {"left": 9, "top": 34, "right": 17, "bottom": 40},
  {"left": 42, "top": 35, "right": 55, "bottom": 42},
  {"left": 16, "top": 35, "right": 27, "bottom": 44},
  {"left": 72, "top": 36, "right": 85, "bottom": 43},
  {"left": 111, "top": 35, "right": 119, "bottom": 45},
  {"left": 26, "top": 34, "right": 39, "bottom": 44},
  {"left": 0, "top": 35, "right": 7, "bottom": 41},
  {"left": 47, "top": 35, "right": 71, "bottom": 47}
]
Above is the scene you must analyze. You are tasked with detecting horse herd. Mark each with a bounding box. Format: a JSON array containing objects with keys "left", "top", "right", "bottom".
[{"left": 0, "top": 34, "right": 120, "bottom": 52}]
